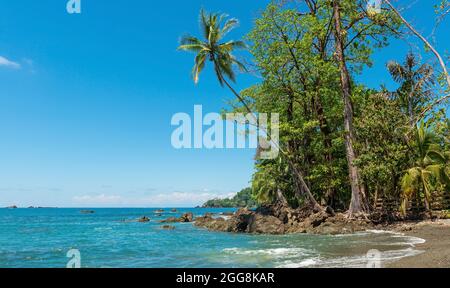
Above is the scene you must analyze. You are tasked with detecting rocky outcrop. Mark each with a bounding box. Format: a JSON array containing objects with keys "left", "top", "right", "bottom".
[
  {"left": 161, "top": 225, "right": 175, "bottom": 230},
  {"left": 6, "top": 205, "right": 18, "bottom": 209},
  {"left": 138, "top": 216, "right": 150, "bottom": 222},
  {"left": 195, "top": 204, "right": 373, "bottom": 235},
  {"left": 80, "top": 210, "right": 95, "bottom": 214},
  {"left": 180, "top": 212, "right": 194, "bottom": 222},
  {"left": 160, "top": 212, "right": 194, "bottom": 223},
  {"left": 194, "top": 208, "right": 285, "bottom": 234}
]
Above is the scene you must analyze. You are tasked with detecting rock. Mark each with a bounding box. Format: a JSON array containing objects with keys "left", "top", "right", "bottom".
[
  {"left": 161, "top": 225, "right": 175, "bottom": 230},
  {"left": 80, "top": 210, "right": 95, "bottom": 214},
  {"left": 160, "top": 217, "right": 179, "bottom": 223},
  {"left": 246, "top": 214, "right": 285, "bottom": 234},
  {"left": 221, "top": 211, "right": 234, "bottom": 216},
  {"left": 194, "top": 203, "right": 372, "bottom": 236},
  {"left": 194, "top": 214, "right": 214, "bottom": 226},
  {"left": 195, "top": 215, "right": 232, "bottom": 232},
  {"left": 28, "top": 206, "right": 35, "bottom": 209},
  {"left": 160, "top": 213, "right": 194, "bottom": 223},
  {"left": 308, "top": 211, "right": 330, "bottom": 227},
  {"left": 195, "top": 208, "right": 284, "bottom": 234},
  {"left": 180, "top": 212, "right": 194, "bottom": 222},
  {"left": 6, "top": 205, "right": 18, "bottom": 209},
  {"left": 154, "top": 209, "right": 164, "bottom": 213},
  {"left": 138, "top": 216, "right": 150, "bottom": 223},
  {"left": 171, "top": 209, "right": 177, "bottom": 212}
]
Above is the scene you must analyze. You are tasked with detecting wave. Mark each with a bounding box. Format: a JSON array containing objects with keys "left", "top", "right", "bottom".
[
  {"left": 225, "top": 230, "right": 426, "bottom": 268},
  {"left": 223, "top": 247, "right": 312, "bottom": 258}
]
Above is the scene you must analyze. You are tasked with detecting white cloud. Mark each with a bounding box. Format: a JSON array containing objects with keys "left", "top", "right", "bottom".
[
  {"left": 0, "top": 56, "right": 21, "bottom": 69},
  {"left": 71, "top": 191, "right": 236, "bottom": 207},
  {"left": 73, "top": 194, "right": 123, "bottom": 205}
]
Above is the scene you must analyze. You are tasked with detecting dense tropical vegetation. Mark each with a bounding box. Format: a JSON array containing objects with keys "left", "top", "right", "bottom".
[
  {"left": 202, "top": 188, "right": 257, "bottom": 208},
  {"left": 180, "top": 0, "right": 450, "bottom": 218}
]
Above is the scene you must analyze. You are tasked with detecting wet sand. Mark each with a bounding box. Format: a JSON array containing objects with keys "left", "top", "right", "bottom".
[{"left": 387, "top": 220, "right": 450, "bottom": 268}]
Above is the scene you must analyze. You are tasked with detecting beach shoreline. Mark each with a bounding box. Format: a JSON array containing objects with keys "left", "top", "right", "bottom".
[{"left": 385, "top": 220, "right": 450, "bottom": 268}]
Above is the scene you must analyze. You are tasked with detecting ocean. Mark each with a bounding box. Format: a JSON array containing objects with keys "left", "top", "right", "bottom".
[{"left": 0, "top": 208, "right": 424, "bottom": 268}]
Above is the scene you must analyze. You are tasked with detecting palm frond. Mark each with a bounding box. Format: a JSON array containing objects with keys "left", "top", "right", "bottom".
[
  {"left": 192, "top": 52, "right": 207, "bottom": 84},
  {"left": 221, "top": 18, "right": 239, "bottom": 37},
  {"left": 219, "top": 40, "right": 247, "bottom": 52}
]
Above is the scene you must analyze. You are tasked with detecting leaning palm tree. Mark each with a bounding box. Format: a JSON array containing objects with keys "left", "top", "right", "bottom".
[
  {"left": 178, "top": 9, "right": 322, "bottom": 211},
  {"left": 387, "top": 53, "right": 435, "bottom": 126},
  {"left": 401, "top": 122, "right": 450, "bottom": 214},
  {"left": 178, "top": 9, "right": 251, "bottom": 112}
]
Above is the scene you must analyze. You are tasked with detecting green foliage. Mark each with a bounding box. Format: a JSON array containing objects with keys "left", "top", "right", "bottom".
[
  {"left": 202, "top": 188, "right": 257, "bottom": 208},
  {"left": 354, "top": 89, "right": 410, "bottom": 199},
  {"left": 400, "top": 122, "right": 450, "bottom": 214},
  {"left": 181, "top": 2, "right": 449, "bottom": 214},
  {"left": 178, "top": 9, "right": 247, "bottom": 85}
]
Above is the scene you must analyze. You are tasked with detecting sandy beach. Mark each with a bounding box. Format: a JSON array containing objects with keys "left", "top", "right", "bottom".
[{"left": 387, "top": 220, "right": 450, "bottom": 268}]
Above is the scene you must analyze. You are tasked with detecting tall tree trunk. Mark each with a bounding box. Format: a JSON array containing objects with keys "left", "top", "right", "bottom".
[{"left": 332, "top": 0, "right": 366, "bottom": 215}]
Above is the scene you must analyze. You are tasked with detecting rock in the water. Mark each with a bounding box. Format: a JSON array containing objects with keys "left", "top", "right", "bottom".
[
  {"left": 6, "top": 205, "right": 18, "bottom": 209},
  {"left": 160, "top": 217, "right": 179, "bottom": 223},
  {"left": 160, "top": 212, "right": 194, "bottom": 223},
  {"left": 171, "top": 209, "right": 177, "bottom": 212},
  {"left": 195, "top": 215, "right": 232, "bottom": 231},
  {"left": 194, "top": 203, "right": 372, "bottom": 235},
  {"left": 180, "top": 212, "right": 194, "bottom": 222},
  {"left": 161, "top": 225, "right": 175, "bottom": 230},
  {"left": 154, "top": 209, "right": 164, "bottom": 213},
  {"left": 246, "top": 214, "right": 285, "bottom": 234},
  {"left": 80, "top": 210, "right": 95, "bottom": 214},
  {"left": 138, "top": 216, "right": 150, "bottom": 223},
  {"left": 221, "top": 211, "right": 234, "bottom": 216}
]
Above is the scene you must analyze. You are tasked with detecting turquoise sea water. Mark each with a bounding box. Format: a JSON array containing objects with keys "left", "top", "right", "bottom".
[{"left": 0, "top": 208, "right": 424, "bottom": 268}]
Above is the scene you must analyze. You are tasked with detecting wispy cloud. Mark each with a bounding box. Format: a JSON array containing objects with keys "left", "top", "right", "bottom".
[
  {"left": 73, "top": 194, "right": 123, "bottom": 205},
  {"left": 72, "top": 190, "right": 236, "bottom": 207},
  {"left": 0, "top": 56, "right": 21, "bottom": 69}
]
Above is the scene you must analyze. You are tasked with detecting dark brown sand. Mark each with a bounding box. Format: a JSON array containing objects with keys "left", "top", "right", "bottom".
[{"left": 387, "top": 220, "right": 450, "bottom": 268}]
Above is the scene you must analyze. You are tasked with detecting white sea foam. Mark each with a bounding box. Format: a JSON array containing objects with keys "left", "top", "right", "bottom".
[
  {"left": 277, "top": 258, "right": 319, "bottom": 268},
  {"left": 223, "top": 230, "right": 426, "bottom": 268},
  {"left": 223, "top": 247, "right": 311, "bottom": 258},
  {"left": 278, "top": 230, "right": 425, "bottom": 268},
  {"left": 277, "top": 247, "right": 423, "bottom": 268}
]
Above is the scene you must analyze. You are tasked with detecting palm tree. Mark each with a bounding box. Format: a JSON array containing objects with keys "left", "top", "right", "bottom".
[
  {"left": 387, "top": 53, "right": 435, "bottom": 126},
  {"left": 401, "top": 122, "right": 449, "bottom": 214},
  {"left": 178, "top": 9, "right": 322, "bottom": 211},
  {"left": 178, "top": 9, "right": 251, "bottom": 112}
]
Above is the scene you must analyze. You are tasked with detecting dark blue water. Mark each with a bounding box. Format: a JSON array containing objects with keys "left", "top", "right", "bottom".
[{"left": 0, "top": 208, "right": 424, "bottom": 268}]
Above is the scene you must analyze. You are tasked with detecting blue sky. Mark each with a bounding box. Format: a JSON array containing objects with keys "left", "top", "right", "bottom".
[{"left": 0, "top": 0, "right": 448, "bottom": 207}]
